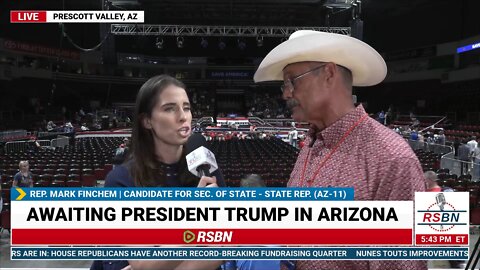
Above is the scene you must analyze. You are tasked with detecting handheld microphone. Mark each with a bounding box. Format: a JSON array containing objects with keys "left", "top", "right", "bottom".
[
  {"left": 435, "top": 193, "right": 446, "bottom": 230},
  {"left": 185, "top": 133, "right": 218, "bottom": 177},
  {"left": 435, "top": 193, "right": 446, "bottom": 211}
]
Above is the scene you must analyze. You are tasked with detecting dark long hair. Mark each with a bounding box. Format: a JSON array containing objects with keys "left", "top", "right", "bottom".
[{"left": 130, "top": 75, "right": 199, "bottom": 187}]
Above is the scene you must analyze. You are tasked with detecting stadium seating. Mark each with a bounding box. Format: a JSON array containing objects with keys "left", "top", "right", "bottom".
[
  {"left": 413, "top": 149, "right": 441, "bottom": 171},
  {"left": 208, "top": 138, "right": 298, "bottom": 187},
  {"left": 2, "top": 135, "right": 478, "bottom": 226},
  {"left": 0, "top": 210, "right": 10, "bottom": 233},
  {"left": 0, "top": 137, "right": 119, "bottom": 190}
]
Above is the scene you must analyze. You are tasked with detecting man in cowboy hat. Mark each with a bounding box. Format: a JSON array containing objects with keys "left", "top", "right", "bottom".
[{"left": 255, "top": 30, "right": 426, "bottom": 270}]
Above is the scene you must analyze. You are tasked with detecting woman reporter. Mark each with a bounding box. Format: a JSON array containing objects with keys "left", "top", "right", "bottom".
[
  {"left": 106, "top": 74, "right": 223, "bottom": 189},
  {"left": 95, "top": 75, "right": 224, "bottom": 270}
]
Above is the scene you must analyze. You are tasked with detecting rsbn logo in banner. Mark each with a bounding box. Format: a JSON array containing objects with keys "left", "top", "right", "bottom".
[
  {"left": 415, "top": 192, "right": 469, "bottom": 245},
  {"left": 183, "top": 230, "right": 233, "bottom": 244}
]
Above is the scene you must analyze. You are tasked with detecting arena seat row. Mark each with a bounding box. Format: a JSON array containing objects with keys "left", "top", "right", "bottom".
[
  {"left": 0, "top": 137, "right": 120, "bottom": 186},
  {"left": 457, "top": 125, "right": 480, "bottom": 132},
  {"left": 0, "top": 137, "right": 122, "bottom": 217},
  {"left": 414, "top": 149, "right": 441, "bottom": 171},
  {"left": 208, "top": 138, "right": 298, "bottom": 187}
]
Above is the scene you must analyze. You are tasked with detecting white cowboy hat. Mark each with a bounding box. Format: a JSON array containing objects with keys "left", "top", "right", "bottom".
[{"left": 253, "top": 30, "right": 387, "bottom": 86}]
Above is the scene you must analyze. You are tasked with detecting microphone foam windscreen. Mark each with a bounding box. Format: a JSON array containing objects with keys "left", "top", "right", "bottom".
[{"left": 186, "top": 133, "right": 207, "bottom": 154}]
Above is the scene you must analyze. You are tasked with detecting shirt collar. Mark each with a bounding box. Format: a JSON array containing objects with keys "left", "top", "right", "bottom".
[{"left": 308, "top": 105, "right": 368, "bottom": 148}]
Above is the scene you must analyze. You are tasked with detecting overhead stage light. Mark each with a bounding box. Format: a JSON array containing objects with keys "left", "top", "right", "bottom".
[
  {"left": 237, "top": 38, "right": 246, "bottom": 50},
  {"left": 200, "top": 37, "right": 209, "bottom": 48},
  {"left": 155, "top": 37, "right": 164, "bottom": 49},
  {"left": 176, "top": 36, "right": 184, "bottom": 48},
  {"left": 218, "top": 38, "right": 226, "bottom": 50},
  {"left": 256, "top": 36, "right": 264, "bottom": 47}
]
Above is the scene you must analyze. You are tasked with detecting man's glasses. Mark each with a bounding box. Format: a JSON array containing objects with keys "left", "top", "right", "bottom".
[{"left": 280, "top": 64, "right": 327, "bottom": 94}]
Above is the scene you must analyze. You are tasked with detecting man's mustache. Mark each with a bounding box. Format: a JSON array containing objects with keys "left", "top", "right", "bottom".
[{"left": 286, "top": 99, "right": 299, "bottom": 110}]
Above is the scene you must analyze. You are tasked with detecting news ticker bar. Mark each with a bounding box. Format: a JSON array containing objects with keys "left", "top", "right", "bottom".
[
  {"left": 11, "top": 247, "right": 469, "bottom": 260},
  {"left": 10, "top": 11, "right": 144, "bottom": 23},
  {"left": 11, "top": 187, "right": 354, "bottom": 201}
]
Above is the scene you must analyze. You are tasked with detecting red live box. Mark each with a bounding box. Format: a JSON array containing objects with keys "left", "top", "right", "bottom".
[
  {"left": 10, "top": 11, "right": 47, "bottom": 23},
  {"left": 416, "top": 234, "right": 468, "bottom": 245}
]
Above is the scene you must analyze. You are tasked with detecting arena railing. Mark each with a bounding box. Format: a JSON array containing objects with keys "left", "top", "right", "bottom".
[
  {"left": 51, "top": 136, "right": 69, "bottom": 148},
  {"left": 440, "top": 153, "right": 479, "bottom": 181},
  {"left": 262, "top": 118, "right": 287, "bottom": 127},
  {"left": 196, "top": 117, "right": 214, "bottom": 126},
  {"left": 408, "top": 139, "right": 462, "bottom": 176},
  {"left": 407, "top": 140, "right": 453, "bottom": 156},
  {"left": 37, "top": 140, "right": 52, "bottom": 148},
  {"left": 37, "top": 131, "right": 66, "bottom": 138},
  {"left": 4, "top": 140, "right": 51, "bottom": 153},
  {"left": 248, "top": 117, "right": 268, "bottom": 127},
  {"left": 439, "top": 142, "right": 480, "bottom": 181},
  {"left": 396, "top": 114, "right": 447, "bottom": 125},
  {"left": 0, "top": 130, "right": 27, "bottom": 141},
  {"left": 264, "top": 118, "right": 310, "bottom": 127}
]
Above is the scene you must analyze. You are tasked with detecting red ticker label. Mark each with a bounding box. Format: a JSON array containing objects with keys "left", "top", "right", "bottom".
[{"left": 10, "top": 11, "right": 47, "bottom": 23}]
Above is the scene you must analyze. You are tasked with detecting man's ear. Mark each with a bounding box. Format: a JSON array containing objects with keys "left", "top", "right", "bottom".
[
  {"left": 323, "top": 62, "right": 337, "bottom": 86},
  {"left": 142, "top": 116, "right": 152, "bottom": 129}
]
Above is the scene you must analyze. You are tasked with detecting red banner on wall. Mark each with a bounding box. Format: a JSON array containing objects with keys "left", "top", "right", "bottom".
[{"left": 3, "top": 39, "right": 80, "bottom": 60}]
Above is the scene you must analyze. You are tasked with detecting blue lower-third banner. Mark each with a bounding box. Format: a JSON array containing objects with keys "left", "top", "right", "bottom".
[{"left": 12, "top": 247, "right": 468, "bottom": 260}]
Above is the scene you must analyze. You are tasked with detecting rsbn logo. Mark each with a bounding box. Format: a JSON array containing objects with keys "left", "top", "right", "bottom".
[
  {"left": 183, "top": 230, "right": 233, "bottom": 243},
  {"left": 417, "top": 193, "right": 466, "bottom": 232}
]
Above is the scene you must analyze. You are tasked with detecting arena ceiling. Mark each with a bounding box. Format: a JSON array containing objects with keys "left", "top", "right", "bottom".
[
  {"left": 0, "top": 0, "right": 477, "bottom": 55},
  {"left": 111, "top": 0, "right": 440, "bottom": 26}
]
